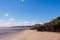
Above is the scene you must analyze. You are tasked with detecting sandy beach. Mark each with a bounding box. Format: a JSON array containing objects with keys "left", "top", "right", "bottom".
[{"left": 0, "top": 30, "right": 60, "bottom": 40}]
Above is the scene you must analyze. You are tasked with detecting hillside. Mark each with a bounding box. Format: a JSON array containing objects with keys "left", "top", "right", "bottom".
[{"left": 32, "top": 17, "right": 60, "bottom": 32}]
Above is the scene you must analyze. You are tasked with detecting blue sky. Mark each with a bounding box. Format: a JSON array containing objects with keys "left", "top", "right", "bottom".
[{"left": 0, "top": 0, "right": 60, "bottom": 27}]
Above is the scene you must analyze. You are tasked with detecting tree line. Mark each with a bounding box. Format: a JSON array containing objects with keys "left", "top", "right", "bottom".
[{"left": 31, "top": 17, "right": 60, "bottom": 32}]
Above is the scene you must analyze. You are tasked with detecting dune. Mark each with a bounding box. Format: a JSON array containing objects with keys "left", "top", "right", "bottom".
[{"left": 0, "top": 30, "right": 60, "bottom": 40}]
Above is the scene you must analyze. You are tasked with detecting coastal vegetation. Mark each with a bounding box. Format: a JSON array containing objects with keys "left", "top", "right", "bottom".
[{"left": 32, "top": 17, "right": 60, "bottom": 32}]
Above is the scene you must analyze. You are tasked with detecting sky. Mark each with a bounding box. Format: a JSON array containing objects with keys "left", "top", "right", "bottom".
[{"left": 0, "top": 0, "right": 60, "bottom": 27}]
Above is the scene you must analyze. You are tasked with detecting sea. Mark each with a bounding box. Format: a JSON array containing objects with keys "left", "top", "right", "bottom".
[{"left": 0, "top": 27, "right": 32, "bottom": 38}]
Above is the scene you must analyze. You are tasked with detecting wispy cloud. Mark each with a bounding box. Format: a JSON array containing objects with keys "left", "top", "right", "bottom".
[
  {"left": 0, "top": 20, "right": 5, "bottom": 23},
  {"left": 9, "top": 18, "right": 14, "bottom": 21},
  {"left": 0, "top": 21, "right": 42, "bottom": 27},
  {"left": 5, "top": 13, "right": 8, "bottom": 16},
  {"left": 21, "top": 0, "right": 24, "bottom": 2}
]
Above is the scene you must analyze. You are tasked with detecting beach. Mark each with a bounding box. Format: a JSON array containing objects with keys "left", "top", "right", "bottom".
[
  {"left": 0, "top": 30, "right": 60, "bottom": 40},
  {"left": 0, "top": 29, "right": 23, "bottom": 38}
]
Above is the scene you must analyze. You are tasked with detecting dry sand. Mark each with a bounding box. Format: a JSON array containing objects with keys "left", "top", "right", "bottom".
[{"left": 0, "top": 30, "right": 60, "bottom": 40}]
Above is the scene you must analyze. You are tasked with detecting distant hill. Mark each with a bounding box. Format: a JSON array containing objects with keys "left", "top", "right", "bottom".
[
  {"left": 10, "top": 26, "right": 33, "bottom": 30},
  {"left": 11, "top": 26, "right": 32, "bottom": 28}
]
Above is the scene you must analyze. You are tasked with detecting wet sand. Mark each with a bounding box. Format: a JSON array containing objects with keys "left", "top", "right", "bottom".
[
  {"left": 0, "top": 29, "right": 24, "bottom": 38},
  {"left": 0, "top": 30, "right": 60, "bottom": 40}
]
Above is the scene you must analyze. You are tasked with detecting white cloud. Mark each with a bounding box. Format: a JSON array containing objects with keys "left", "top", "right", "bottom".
[
  {"left": 7, "top": 21, "right": 12, "bottom": 23},
  {"left": 21, "top": 0, "right": 24, "bottom": 2},
  {"left": 5, "top": 13, "right": 8, "bottom": 16},
  {"left": 9, "top": 18, "right": 14, "bottom": 21},
  {"left": 0, "top": 20, "right": 43, "bottom": 27}
]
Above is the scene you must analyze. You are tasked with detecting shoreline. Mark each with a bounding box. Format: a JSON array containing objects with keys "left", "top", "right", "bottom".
[
  {"left": 0, "top": 29, "right": 25, "bottom": 38},
  {"left": 0, "top": 30, "right": 60, "bottom": 40}
]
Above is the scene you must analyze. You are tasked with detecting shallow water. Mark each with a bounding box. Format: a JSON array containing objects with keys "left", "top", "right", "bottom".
[
  {"left": 0, "top": 29, "right": 24, "bottom": 38},
  {"left": 0, "top": 27, "right": 32, "bottom": 38}
]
